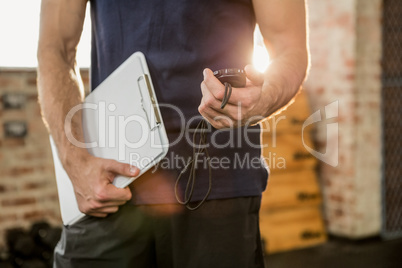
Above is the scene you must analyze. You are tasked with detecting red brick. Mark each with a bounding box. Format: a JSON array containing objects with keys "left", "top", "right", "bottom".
[
  {"left": 20, "top": 151, "right": 47, "bottom": 161},
  {"left": 23, "top": 210, "right": 47, "bottom": 220},
  {"left": 81, "top": 74, "right": 89, "bottom": 85},
  {"left": 0, "top": 69, "right": 36, "bottom": 75},
  {"left": 23, "top": 181, "right": 48, "bottom": 190},
  {"left": 2, "top": 138, "right": 25, "bottom": 147},
  {"left": 329, "top": 194, "right": 344, "bottom": 202},
  {"left": 346, "top": 73, "right": 355, "bottom": 80},
  {"left": 31, "top": 165, "right": 55, "bottom": 176},
  {"left": 3, "top": 167, "right": 35, "bottom": 177},
  {"left": 0, "top": 184, "right": 17, "bottom": 193},
  {"left": 333, "top": 209, "right": 344, "bottom": 217},
  {"left": 0, "top": 76, "right": 24, "bottom": 88},
  {"left": 0, "top": 214, "right": 18, "bottom": 223},
  {"left": 27, "top": 94, "right": 38, "bottom": 101},
  {"left": 2, "top": 197, "right": 36, "bottom": 206},
  {"left": 26, "top": 77, "right": 37, "bottom": 86},
  {"left": 47, "top": 193, "right": 60, "bottom": 202},
  {"left": 345, "top": 59, "right": 355, "bottom": 67}
]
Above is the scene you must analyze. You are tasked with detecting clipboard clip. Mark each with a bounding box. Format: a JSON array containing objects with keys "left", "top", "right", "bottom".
[{"left": 137, "top": 74, "right": 161, "bottom": 131}]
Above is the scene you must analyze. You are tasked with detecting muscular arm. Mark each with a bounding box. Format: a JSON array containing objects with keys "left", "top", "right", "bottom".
[
  {"left": 37, "top": 0, "right": 138, "bottom": 217},
  {"left": 199, "top": 0, "right": 308, "bottom": 128},
  {"left": 254, "top": 0, "right": 308, "bottom": 116},
  {"left": 37, "top": 0, "right": 87, "bottom": 164}
]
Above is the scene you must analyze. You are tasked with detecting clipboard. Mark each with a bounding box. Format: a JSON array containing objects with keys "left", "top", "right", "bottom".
[{"left": 49, "top": 52, "right": 169, "bottom": 226}]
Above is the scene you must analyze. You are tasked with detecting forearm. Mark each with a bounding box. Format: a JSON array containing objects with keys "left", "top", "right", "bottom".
[
  {"left": 37, "top": 50, "right": 88, "bottom": 165},
  {"left": 261, "top": 47, "right": 309, "bottom": 118},
  {"left": 36, "top": 0, "right": 136, "bottom": 216},
  {"left": 251, "top": 0, "right": 308, "bottom": 119}
]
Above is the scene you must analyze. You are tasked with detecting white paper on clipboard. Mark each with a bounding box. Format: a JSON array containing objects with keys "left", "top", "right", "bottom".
[{"left": 49, "top": 52, "right": 169, "bottom": 226}]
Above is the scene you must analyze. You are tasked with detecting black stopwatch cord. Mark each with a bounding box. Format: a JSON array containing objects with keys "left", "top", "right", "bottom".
[
  {"left": 174, "top": 119, "right": 212, "bottom": 210},
  {"left": 175, "top": 81, "right": 232, "bottom": 210},
  {"left": 220, "top": 82, "right": 232, "bottom": 109}
]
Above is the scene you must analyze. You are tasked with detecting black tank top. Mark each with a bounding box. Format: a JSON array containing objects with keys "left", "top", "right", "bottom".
[{"left": 90, "top": 0, "right": 268, "bottom": 203}]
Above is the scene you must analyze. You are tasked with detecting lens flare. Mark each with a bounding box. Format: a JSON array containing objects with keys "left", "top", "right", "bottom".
[{"left": 253, "top": 25, "right": 270, "bottom": 73}]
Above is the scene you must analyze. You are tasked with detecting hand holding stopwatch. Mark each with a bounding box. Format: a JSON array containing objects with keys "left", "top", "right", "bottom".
[
  {"left": 174, "top": 68, "right": 247, "bottom": 210},
  {"left": 213, "top": 68, "right": 247, "bottom": 109}
]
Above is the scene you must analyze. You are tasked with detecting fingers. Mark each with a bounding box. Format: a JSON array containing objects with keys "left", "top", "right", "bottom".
[
  {"left": 98, "top": 198, "right": 127, "bottom": 206},
  {"left": 93, "top": 205, "right": 120, "bottom": 214},
  {"left": 87, "top": 205, "right": 119, "bottom": 218},
  {"left": 200, "top": 69, "right": 252, "bottom": 128},
  {"left": 98, "top": 161, "right": 136, "bottom": 200},
  {"left": 200, "top": 80, "right": 223, "bottom": 111},
  {"left": 100, "top": 160, "right": 137, "bottom": 200},
  {"left": 79, "top": 196, "right": 126, "bottom": 217},
  {"left": 200, "top": 78, "right": 239, "bottom": 114},
  {"left": 202, "top": 68, "right": 226, "bottom": 102},
  {"left": 199, "top": 85, "right": 241, "bottom": 127},
  {"left": 203, "top": 68, "right": 244, "bottom": 105},
  {"left": 73, "top": 158, "right": 139, "bottom": 218},
  {"left": 202, "top": 68, "right": 254, "bottom": 107},
  {"left": 98, "top": 184, "right": 133, "bottom": 202},
  {"left": 77, "top": 195, "right": 127, "bottom": 217}
]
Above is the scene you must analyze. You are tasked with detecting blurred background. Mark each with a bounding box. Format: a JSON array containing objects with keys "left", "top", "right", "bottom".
[{"left": 0, "top": 0, "right": 401, "bottom": 267}]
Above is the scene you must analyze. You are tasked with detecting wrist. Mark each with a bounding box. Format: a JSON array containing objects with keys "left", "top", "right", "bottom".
[
  {"left": 60, "top": 143, "right": 91, "bottom": 168},
  {"left": 260, "top": 83, "right": 279, "bottom": 118}
]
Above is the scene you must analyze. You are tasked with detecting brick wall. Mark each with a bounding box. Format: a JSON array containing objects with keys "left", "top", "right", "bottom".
[
  {"left": 0, "top": 69, "right": 89, "bottom": 251},
  {"left": 304, "top": 0, "right": 382, "bottom": 238}
]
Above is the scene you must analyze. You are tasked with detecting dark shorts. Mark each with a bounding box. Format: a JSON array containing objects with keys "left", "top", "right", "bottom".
[{"left": 54, "top": 196, "right": 265, "bottom": 268}]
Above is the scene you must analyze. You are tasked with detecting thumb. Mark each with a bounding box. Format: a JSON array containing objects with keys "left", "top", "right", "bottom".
[
  {"left": 245, "top": 64, "right": 264, "bottom": 86},
  {"left": 104, "top": 159, "right": 140, "bottom": 177}
]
